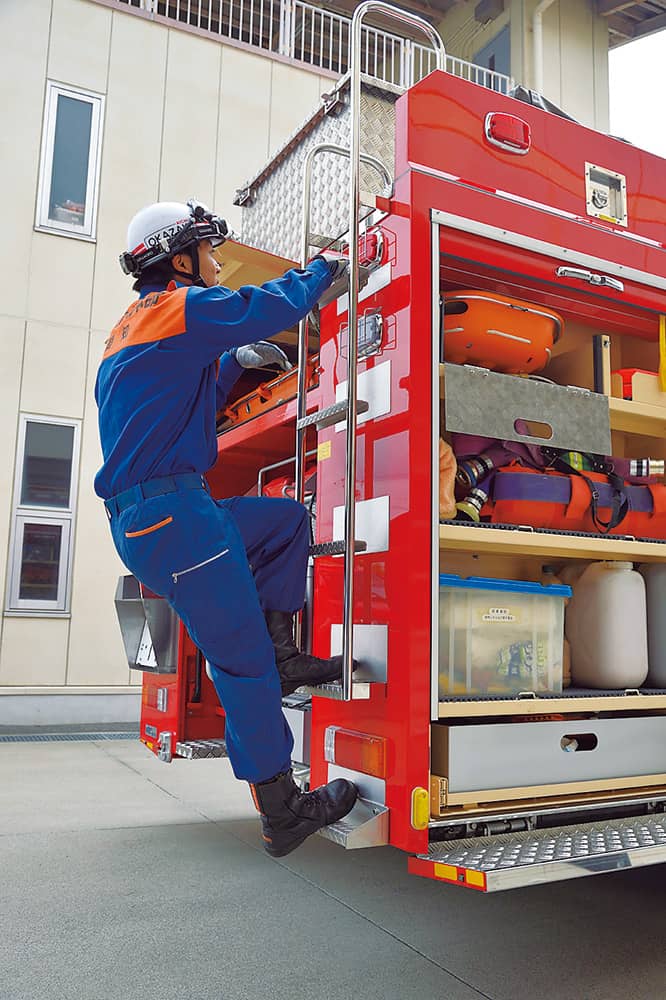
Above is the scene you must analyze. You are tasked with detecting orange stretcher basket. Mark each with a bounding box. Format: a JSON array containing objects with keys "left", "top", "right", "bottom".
[
  {"left": 219, "top": 356, "right": 319, "bottom": 429},
  {"left": 442, "top": 290, "right": 563, "bottom": 374}
]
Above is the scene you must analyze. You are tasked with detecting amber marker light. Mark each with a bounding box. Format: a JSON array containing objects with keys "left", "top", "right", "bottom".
[{"left": 324, "top": 726, "right": 387, "bottom": 778}]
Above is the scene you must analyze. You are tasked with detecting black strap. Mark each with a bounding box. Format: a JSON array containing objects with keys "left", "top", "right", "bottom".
[
  {"left": 170, "top": 244, "right": 206, "bottom": 288},
  {"left": 547, "top": 454, "right": 629, "bottom": 533}
]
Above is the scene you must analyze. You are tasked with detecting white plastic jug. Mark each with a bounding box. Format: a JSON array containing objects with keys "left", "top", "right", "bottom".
[
  {"left": 565, "top": 561, "right": 648, "bottom": 689},
  {"left": 638, "top": 565, "right": 666, "bottom": 688}
]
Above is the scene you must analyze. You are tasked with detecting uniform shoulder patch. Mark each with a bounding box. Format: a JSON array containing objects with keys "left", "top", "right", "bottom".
[{"left": 103, "top": 286, "right": 188, "bottom": 359}]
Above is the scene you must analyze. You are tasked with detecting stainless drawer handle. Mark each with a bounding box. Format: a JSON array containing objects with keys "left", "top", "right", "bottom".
[
  {"left": 555, "top": 266, "right": 624, "bottom": 293},
  {"left": 561, "top": 733, "right": 599, "bottom": 753}
]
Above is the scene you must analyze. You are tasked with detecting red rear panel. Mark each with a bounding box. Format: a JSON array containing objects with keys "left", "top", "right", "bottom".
[{"left": 145, "top": 70, "right": 666, "bottom": 852}]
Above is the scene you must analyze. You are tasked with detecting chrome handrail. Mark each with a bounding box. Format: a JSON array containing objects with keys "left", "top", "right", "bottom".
[
  {"left": 295, "top": 142, "right": 392, "bottom": 508},
  {"left": 295, "top": 141, "right": 391, "bottom": 651}
]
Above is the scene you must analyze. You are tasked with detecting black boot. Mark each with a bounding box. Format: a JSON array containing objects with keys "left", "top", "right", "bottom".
[
  {"left": 250, "top": 769, "right": 357, "bottom": 857},
  {"left": 265, "top": 610, "right": 354, "bottom": 695}
]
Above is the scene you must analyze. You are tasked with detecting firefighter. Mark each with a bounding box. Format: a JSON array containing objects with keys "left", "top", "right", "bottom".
[{"left": 95, "top": 200, "right": 357, "bottom": 856}]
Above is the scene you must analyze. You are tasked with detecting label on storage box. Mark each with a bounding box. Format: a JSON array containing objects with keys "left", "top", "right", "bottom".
[{"left": 481, "top": 606, "right": 517, "bottom": 623}]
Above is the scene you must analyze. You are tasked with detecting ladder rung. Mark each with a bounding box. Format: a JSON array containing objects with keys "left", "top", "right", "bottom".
[
  {"left": 300, "top": 680, "right": 373, "bottom": 700},
  {"left": 297, "top": 398, "right": 369, "bottom": 432},
  {"left": 175, "top": 739, "right": 228, "bottom": 760},
  {"left": 309, "top": 539, "right": 367, "bottom": 557}
]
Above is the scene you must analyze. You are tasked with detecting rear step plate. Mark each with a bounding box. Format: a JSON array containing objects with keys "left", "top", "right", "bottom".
[
  {"left": 299, "top": 680, "right": 373, "bottom": 700},
  {"left": 319, "top": 797, "right": 389, "bottom": 849},
  {"left": 409, "top": 815, "right": 666, "bottom": 892},
  {"left": 175, "top": 739, "right": 228, "bottom": 760}
]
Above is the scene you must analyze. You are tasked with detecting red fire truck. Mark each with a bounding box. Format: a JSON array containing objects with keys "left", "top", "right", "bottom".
[{"left": 115, "top": 2, "right": 666, "bottom": 891}]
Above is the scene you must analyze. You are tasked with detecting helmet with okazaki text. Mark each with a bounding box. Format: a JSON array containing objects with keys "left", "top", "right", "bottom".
[{"left": 119, "top": 199, "right": 228, "bottom": 286}]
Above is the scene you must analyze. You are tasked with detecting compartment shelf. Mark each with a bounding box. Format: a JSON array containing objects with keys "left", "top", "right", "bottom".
[
  {"left": 439, "top": 522, "right": 666, "bottom": 562},
  {"left": 607, "top": 396, "right": 666, "bottom": 437},
  {"left": 438, "top": 691, "right": 666, "bottom": 718}
]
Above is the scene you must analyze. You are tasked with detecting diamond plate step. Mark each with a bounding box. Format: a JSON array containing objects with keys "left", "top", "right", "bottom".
[
  {"left": 299, "top": 680, "right": 374, "bottom": 700},
  {"left": 411, "top": 814, "right": 666, "bottom": 892},
  {"left": 175, "top": 739, "right": 228, "bottom": 760},
  {"left": 297, "top": 398, "right": 369, "bottom": 432},
  {"left": 318, "top": 797, "right": 389, "bottom": 849},
  {"left": 309, "top": 539, "right": 368, "bottom": 557}
]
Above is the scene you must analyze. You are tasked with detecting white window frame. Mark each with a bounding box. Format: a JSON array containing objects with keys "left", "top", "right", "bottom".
[
  {"left": 6, "top": 415, "right": 81, "bottom": 616},
  {"left": 35, "top": 82, "right": 105, "bottom": 241}
]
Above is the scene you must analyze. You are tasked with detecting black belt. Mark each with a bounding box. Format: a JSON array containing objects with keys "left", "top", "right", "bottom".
[{"left": 104, "top": 473, "right": 207, "bottom": 519}]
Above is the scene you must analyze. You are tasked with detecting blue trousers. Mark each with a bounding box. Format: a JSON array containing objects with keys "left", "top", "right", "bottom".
[{"left": 109, "top": 483, "right": 310, "bottom": 782}]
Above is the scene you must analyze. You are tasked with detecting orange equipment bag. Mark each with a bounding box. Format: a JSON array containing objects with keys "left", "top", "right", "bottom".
[
  {"left": 484, "top": 464, "right": 666, "bottom": 538},
  {"left": 442, "top": 290, "right": 563, "bottom": 374}
]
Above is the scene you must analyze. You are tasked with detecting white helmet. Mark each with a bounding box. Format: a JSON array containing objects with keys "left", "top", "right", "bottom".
[{"left": 119, "top": 199, "right": 227, "bottom": 279}]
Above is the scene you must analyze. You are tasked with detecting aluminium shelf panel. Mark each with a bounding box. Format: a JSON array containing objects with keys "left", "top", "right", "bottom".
[{"left": 235, "top": 78, "right": 398, "bottom": 260}]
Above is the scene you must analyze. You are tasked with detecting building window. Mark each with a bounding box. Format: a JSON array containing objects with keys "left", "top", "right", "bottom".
[
  {"left": 6, "top": 416, "right": 81, "bottom": 614},
  {"left": 473, "top": 26, "right": 511, "bottom": 93},
  {"left": 35, "top": 82, "right": 104, "bottom": 240}
]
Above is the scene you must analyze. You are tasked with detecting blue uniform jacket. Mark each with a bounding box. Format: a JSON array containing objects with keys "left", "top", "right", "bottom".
[{"left": 94, "top": 258, "right": 331, "bottom": 499}]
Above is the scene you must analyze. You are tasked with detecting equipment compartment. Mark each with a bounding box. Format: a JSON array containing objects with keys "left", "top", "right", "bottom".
[{"left": 431, "top": 716, "right": 666, "bottom": 801}]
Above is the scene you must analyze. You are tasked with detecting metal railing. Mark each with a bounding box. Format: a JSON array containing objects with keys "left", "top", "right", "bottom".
[{"left": 110, "top": 0, "right": 513, "bottom": 93}]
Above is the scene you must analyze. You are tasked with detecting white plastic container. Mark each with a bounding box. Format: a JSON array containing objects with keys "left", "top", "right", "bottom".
[
  {"left": 438, "top": 575, "right": 570, "bottom": 698},
  {"left": 638, "top": 564, "right": 666, "bottom": 688},
  {"left": 565, "top": 562, "right": 648, "bottom": 689}
]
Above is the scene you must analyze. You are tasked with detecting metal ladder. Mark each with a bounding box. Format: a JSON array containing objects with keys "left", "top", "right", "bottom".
[{"left": 294, "top": 0, "right": 446, "bottom": 702}]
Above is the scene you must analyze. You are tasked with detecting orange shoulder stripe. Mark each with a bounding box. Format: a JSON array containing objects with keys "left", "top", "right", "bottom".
[{"left": 103, "top": 287, "right": 188, "bottom": 359}]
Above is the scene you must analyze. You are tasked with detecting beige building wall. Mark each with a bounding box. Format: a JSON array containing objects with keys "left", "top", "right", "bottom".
[
  {"left": 0, "top": 0, "right": 334, "bottom": 724},
  {"left": 438, "top": 0, "right": 609, "bottom": 130}
]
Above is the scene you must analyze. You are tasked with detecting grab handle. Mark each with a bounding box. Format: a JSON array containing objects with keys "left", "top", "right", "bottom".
[{"left": 556, "top": 266, "right": 624, "bottom": 293}]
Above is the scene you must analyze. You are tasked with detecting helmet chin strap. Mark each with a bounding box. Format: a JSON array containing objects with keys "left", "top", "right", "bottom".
[{"left": 169, "top": 244, "right": 207, "bottom": 288}]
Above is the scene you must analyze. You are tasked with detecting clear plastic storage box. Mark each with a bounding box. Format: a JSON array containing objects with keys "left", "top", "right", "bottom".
[{"left": 438, "top": 575, "right": 571, "bottom": 698}]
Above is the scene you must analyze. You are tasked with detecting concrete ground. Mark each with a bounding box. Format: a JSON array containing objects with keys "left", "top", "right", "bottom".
[{"left": 2, "top": 738, "right": 666, "bottom": 1000}]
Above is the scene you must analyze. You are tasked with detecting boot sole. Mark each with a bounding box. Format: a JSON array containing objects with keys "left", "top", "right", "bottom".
[
  {"left": 280, "top": 667, "right": 349, "bottom": 696},
  {"left": 281, "top": 676, "right": 342, "bottom": 696},
  {"left": 263, "top": 793, "right": 359, "bottom": 857},
  {"left": 264, "top": 833, "right": 312, "bottom": 858}
]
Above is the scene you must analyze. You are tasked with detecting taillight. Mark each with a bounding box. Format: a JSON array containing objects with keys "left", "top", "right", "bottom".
[
  {"left": 484, "top": 112, "right": 531, "bottom": 155},
  {"left": 324, "top": 726, "right": 387, "bottom": 778},
  {"left": 358, "top": 229, "right": 384, "bottom": 267},
  {"left": 340, "top": 228, "right": 385, "bottom": 268}
]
